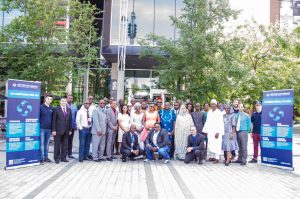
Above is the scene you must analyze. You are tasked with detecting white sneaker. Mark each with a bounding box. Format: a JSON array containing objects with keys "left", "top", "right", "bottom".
[
  {"left": 164, "top": 159, "right": 170, "bottom": 164},
  {"left": 144, "top": 159, "right": 149, "bottom": 162}
]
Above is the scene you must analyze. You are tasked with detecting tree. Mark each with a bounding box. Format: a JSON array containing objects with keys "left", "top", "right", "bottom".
[
  {"left": 232, "top": 21, "right": 300, "bottom": 104},
  {"left": 141, "top": 0, "right": 245, "bottom": 103},
  {"left": 0, "top": 0, "right": 100, "bottom": 96}
]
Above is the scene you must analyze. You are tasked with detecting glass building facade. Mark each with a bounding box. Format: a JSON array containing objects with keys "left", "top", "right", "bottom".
[
  {"left": 110, "top": 0, "right": 184, "bottom": 45},
  {"left": 0, "top": 1, "right": 23, "bottom": 30}
]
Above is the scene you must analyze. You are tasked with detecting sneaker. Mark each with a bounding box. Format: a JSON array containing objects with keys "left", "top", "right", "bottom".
[
  {"left": 164, "top": 160, "right": 170, "bottom": 164},
  {"left": 68, "top": 155, "right": 75, "bottom": 159},
  {"left": 44, "top": 158, "right": 52, "bottom": 163},
  {"left": 106, "top": 157, "right": 113, "bottom": 161},
  {"left": 248, "top": 159, "right": 258, "bottom": 163},
  {"left": 144, "top": 159, "right": 150, "bottom": 162}
]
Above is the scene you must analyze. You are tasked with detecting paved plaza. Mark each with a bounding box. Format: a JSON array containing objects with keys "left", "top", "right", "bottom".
[{"left": 0, "top": 127, "right": 300, "bottom": 199}]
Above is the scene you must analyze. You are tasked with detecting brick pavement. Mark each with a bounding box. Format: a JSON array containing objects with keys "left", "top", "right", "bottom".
[{"left": 0, "top": 132, "right": 300, "bottom": 199}]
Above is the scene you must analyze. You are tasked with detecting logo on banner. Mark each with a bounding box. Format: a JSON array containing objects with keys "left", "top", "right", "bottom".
[
  {"left": 16, "top": 100, "right": 33, "bottom": 117},
  {"left": 269, "top": 107, "right": 284, "bottom": 122}
]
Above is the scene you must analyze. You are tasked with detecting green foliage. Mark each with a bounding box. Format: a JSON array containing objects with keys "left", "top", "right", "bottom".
[
  {"left": 233, "top": 21, "right": 300, "bottom": 104},
  {"left": 142, "top": 0, "right": 244, "bottom": 103},
  {"left": 142, "top": 0, "right": 299, "bottom": 106},
  {"left": 0, "top": 0, "right": 100, "bottom": 95}
]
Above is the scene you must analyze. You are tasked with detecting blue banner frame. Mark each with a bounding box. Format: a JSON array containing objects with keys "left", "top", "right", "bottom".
[
  {"left": 261, "top": 89, "right": 294, "bottom": 169},
  {"left": 5, "top": 79, "right": 41, "bottom": 169}
]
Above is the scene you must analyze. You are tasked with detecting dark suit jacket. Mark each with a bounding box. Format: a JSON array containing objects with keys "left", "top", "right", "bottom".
[
  {"left": 121, "top": 132, "right": 140, "bottom": 151},
  {"left": 52, "top": 106, "right": 72, "bottom": 135},
  {"left": 187, "top": 134, "right": 205, "bottom": 151},
  {"left": 145, "top": 129, "right": 170, "bottom": 148}
]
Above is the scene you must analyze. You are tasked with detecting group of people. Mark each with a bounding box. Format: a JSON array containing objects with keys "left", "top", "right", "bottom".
[{"left": 39, "top": 94, "right": 262, "bottom": 166}]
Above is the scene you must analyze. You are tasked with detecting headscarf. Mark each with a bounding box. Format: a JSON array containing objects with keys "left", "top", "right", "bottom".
[{"left": 179, "top": 104, "right": 188, "bottom": 116}]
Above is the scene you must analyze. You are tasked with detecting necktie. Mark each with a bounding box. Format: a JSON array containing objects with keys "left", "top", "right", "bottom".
[
  {"left": 87, "top": 110, "right": 91, "bottom": 126},
  {"left": 131, "top": 133, "right": 134, "bottom": 149},
  {"left": 236, "top": 114, "right": 241, "bottom": 132},
  {"left": 63, "top": 107, "right": 67, "bottom": 117}
]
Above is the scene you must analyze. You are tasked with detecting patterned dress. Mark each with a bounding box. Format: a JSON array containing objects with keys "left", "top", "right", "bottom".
[{"left": 222, "top": 113, "right": 239, "bottom": 151}]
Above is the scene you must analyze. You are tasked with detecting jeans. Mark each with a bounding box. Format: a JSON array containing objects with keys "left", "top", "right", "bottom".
[
  {"left": 79, "top": 128, "right": 92, "bottom": 161},
  {"left": 146, "top": 144, "right": 170, "bottom": 160},
  {"left": 40, "top": 128, "right": 51, "bottom": 160}
]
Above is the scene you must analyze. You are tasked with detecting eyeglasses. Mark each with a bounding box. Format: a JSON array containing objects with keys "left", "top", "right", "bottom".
[
  {"left": 154, "top": 126, "right": 160, "bottom": 128},
  {"left": 99, "top": 102, "right": 105, "bottom": 104}
]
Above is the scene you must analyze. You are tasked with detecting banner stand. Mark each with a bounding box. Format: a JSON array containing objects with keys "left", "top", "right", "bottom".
[
  {"left": 260, "top": 89, "right": 294, "bottom": 170},
  {"left": 5, "top": 162, "right": 40, "bottom": 170},
  {"left": 261, "top": 163, "right": 294, "bottom": 171},
  {"left": 5, "top": 79, "right": 41, "bottom": 169}
]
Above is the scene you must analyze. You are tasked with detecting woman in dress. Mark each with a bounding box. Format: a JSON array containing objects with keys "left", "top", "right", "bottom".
[
  {"left": 222, "top": 104, "right": 239, "bottom": 166},
  {"left": 141, "top": 103, "right": 160, "bottom": 142},
  {"left": 117, "top": 105, "right": 131, "bottom": 154},
  {"left": 174, "top": 105, "right": 195, "bottom": 160},
  {"left": 130, "top": 103, "right": 145, "bottom": 150}
]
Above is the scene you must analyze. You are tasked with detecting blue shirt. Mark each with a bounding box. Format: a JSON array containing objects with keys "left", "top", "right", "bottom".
[
  {"left": 251, "top": 111, "right": 262, "bottom": 134},
  {"left": 159, "top": 109, "right": 176, "bottom": 132},
  {"left": 235, "top": 112, "right": 251, "bottom": 132},
  {"left": 40, "top": 104, "right": 53, "bottom": 129},
  {"left": 67, "top": 103, "right": 78, "bottom": 129}
]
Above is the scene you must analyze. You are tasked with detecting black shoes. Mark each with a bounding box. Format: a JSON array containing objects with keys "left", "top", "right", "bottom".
[
  {"left": 248, "top": 159, "right": 258, "bottom": 163},
  {"left": 106, "top": 158, "right": 113, "bottom": 161},
  {"left": 232, "top": 160, "right": 242, "bottom": 163},
  {"left": 198, "top": 160, "right": 203, "bottom": 165},
  {"left": 68, "top": 155, "right": 75, "bottom": 159},
  {"left": 61, "top": 159, "right": 69, "bottom": 162},
  {"left": 94, "top": 159, "right": 101, "bottom": 162},
  {"left": 44, "top": 158, "right": 52, "bottom": 163},
  {"left": 122, "top": 159, "right": 126, "bottom": 162},
  {"left": 79, "top": 160, "right": 83, "bottom": 162},
  {"left": 55, "top": 160, "right": 60, "bottom": 164},
  {"left": 240, "top": 162, "right": 247, "bottom": 166}
]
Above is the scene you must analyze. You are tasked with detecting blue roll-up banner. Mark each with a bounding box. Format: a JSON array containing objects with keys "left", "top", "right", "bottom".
[
  {"left": 261, "top": 89, "right": 294, "bottom": 170},
  {"left": 5, "top": 79, "right": 41, "bottom": 169}
]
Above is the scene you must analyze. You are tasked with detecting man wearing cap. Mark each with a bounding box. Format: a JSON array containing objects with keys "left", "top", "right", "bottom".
[
  {"left": 249, "top": 101, "right": 262, "bottom": 163},
  {"left": 202, "top": 99, "right": 224, "bottom": 163}
]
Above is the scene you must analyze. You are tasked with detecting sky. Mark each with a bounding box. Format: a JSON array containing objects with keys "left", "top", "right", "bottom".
[{"left": 229, "top": 0, "right": 270, "bottom": 25}]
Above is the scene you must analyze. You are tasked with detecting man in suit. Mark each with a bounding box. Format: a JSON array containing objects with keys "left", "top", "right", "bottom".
[
  {"left": 66, "top": 94, "right": 77, "bottom": 159},
  {"left": 91, "top": 99, "right": 107, "bottom": 162},
  {"left": 184, "top": 126, "right": 206, "bottom": 164},
  {"left": 52, "top": 97, "right": 72, "bottom": 164},
  {"left": 144, "top": 122, "right": 171, "bottom": 164},
  {"left": 106, "top": 100, "right": 118, "bottom": 161},
  {"left": 120, "top": 124, "right": 144, "bottom": 162}
]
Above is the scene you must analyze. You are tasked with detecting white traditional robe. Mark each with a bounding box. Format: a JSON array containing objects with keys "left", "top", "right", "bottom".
[{"left": 202, "top": 109, "right": 224, "bottom": 157}]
